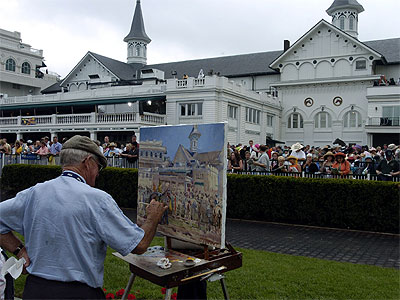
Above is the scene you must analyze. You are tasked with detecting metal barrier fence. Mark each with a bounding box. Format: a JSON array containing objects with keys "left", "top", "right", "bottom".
[
  {"left": 0, "top": 154, "right": 138, "bottom": 177},
  {"left": 230, "top": 170, "right": 400, "bottom": 182},
  {"left": 0, "top": 154, "right": 398, "bottom": 182}
]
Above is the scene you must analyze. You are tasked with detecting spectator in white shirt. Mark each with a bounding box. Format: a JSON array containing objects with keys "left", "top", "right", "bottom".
[{"left": 290, "top": 142, "right": 306, "bottom": 161}]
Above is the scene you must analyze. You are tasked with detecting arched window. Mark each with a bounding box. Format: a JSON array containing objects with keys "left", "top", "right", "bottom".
[
  {"left": 287, "top": 113, "right": 303, "bottom": 129},
  {"left": 344, "top": 111, "right": 362, "bottom": 128},
  {"left": 135, "top": 46, "right": 140, "bottom": 56},
  {"left": 339, "top": 16, "right": 345, "bottom": 30},
  {"left": 6, "top": 58, "right": 16, "bottom": 71},
  {"left": 349, "top": 15, "right": 355, "bottom": 30},
  {"left": 314, "top": 112, "right": 332, "bottom": 128},
  {"left": 22, "top": 62, "right": 31, "bottom": 74}
]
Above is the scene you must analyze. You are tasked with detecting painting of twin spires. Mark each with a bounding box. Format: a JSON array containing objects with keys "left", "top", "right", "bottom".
[{"left": 137, "top": 123, "right": 227, "bottom": 248}]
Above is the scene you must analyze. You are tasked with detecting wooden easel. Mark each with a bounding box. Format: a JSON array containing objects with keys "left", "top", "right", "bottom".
[{"left": 115, "top": 236, "right": 242, "bottom": 300}]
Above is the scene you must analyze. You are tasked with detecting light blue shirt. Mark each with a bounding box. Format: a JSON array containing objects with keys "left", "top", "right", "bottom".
[
  {"left": 0, "top": 171, "right": 144, "bottom": 288},
  {"left": 49, "top": 142, "right": 62, "bottom": 155}
]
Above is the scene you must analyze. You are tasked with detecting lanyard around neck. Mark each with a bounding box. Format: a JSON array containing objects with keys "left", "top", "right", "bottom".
[{"left": 62, "top": 171, "right": 85, "bottom": 183}]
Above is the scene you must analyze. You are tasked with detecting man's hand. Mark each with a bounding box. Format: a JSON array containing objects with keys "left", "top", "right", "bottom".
[
  {"left": 132, "top": 200, "right": 167, "bottom": 254},
  {"left": 17, "top": 246, "right": 30, "bottom": 274},
  {"left": 146, "top": 199, "right": 168, "bottom": 223}
]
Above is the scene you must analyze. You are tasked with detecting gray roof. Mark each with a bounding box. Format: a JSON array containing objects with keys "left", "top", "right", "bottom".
[
  {"left": 364, "top": 38, "right": 400, "bottom": 64},
  {"left": 42, "top": 38, "right": 400, "bottom": 94},
  {"left": 326, "top": 0, "right": 364, "bottom": 14},
  {"left": 146, "top": 50, "right": 282, "bottom": 79},
  {"left": 124, "top": 0, "right": 151, "bottom": 43},
  {"left": 90, "top": 52, "right": 139, "bottom": 80},
  {"left": 41, "top": 81, "right": 62, "bottom": 94}
]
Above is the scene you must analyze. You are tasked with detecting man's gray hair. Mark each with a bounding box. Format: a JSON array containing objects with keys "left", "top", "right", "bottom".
[{"left": 60, "top": 148, "right": 92, "bottom": 167}]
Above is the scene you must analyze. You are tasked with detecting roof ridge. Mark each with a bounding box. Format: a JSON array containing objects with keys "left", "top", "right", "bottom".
[{"left": 148, "top": 49, "right": 283, "bottom": 66}]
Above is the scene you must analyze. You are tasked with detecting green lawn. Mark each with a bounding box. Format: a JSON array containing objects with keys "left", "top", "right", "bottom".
[{"left": 13, "top": 237, "right": 399, "bottom": 299}]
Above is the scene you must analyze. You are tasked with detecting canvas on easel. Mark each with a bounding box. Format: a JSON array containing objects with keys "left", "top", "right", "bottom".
[{"left": 137, "top": 123, "right": 227, "bottom": 248}]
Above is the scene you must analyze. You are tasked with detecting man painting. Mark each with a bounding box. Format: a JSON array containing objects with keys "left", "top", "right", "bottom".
[{"left": 0, "top": 135, "right": 167, "bottom": 299}]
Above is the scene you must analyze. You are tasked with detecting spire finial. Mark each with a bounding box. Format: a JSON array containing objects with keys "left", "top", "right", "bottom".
[{"left": 124, "top": 0, "right": 151, "bottom": 43}]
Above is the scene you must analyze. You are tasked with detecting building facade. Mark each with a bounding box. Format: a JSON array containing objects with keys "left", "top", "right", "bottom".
[
  {"left": 0, "top": 28, "right": 59, "bottom": 97},
  {"left": 0, "top": 0, "right": 399, "bottom": 146}
]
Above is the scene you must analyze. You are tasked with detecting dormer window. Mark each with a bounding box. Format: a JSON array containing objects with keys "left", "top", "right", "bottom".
[
  {"left": 349, "top": 15, "right": 355, "bottom": 30},
  {"left": 339, "top": 16, "right": 345, "bottom": 30},
  {"left": 355, "top": 60, "right": 366, "bottom": 70}
]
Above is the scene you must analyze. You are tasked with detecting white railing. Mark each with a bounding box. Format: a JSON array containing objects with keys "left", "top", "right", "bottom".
[
  {"left": 97, "top": 112, "right": 137, "bottom": 123},
  {"left": 194, "top": 78, "right": 205, "bottom": 86},
  {"left": 34, "top": 116, "right": 53, "bottom": 124},
  {"left": 176, "top": 79, "right": 188, "bottom": 88},
  {"left": 367, "top": 117, "right": 400, "bottom": 126},
  {"left": 0, "top": 84, "right": 166, "bottom": 106},
  {"left": 0, "top": 112, "right": 165, "bottom": 127},
  {"left": 57, "top": 114, "right": 92, "bottom": 124},
  {"left": 0, "top": 117, "right": 18, "bottom": 125},
  {"left": 140, "top": 112, "right": 166, "bottom": 124}
]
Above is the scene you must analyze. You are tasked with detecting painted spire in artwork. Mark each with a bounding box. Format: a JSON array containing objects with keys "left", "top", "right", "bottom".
[{"left": 189, "top": 125, "right": 201, "bottom": 153}]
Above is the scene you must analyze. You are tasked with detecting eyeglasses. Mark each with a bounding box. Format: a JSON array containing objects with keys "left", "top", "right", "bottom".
[
  {"left": 92, "top": 157, "right": 104, "bottom": 172},
  {"left": 85, "top": 156, "right": 103, "bottom": 172}
]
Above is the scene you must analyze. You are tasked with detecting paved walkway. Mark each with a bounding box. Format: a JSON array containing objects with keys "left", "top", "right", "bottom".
[{"left": 123, "top": 209, "right": 399, "bottom": 269}]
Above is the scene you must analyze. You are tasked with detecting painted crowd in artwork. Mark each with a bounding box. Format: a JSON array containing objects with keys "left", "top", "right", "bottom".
[{"left": 137, "top": 123, "right": 227, "bottom": 248}]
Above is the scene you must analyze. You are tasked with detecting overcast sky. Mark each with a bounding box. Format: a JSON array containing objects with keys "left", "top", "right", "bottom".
[{"left": 1, "top": 0, "right": 398, "bottom": 77}]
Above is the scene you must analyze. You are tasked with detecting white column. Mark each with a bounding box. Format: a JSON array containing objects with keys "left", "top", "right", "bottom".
[
  {"left": 303, "top": 121, "right": 314, "bottom": 145},
  {"left": 90, "top": 131, "right": 97, "bottom": 141},
  {"left": 90, "top": 112, "right": 96, "bottom": 124},
  {"left": 16, "top": 132, "right": 23, "bottom": 140},
  {"left": 51, "top": 132, "right": 58, "bottom": 140},
  {"left": 367, "top": 133, "right": 373, "bottom": 147}
]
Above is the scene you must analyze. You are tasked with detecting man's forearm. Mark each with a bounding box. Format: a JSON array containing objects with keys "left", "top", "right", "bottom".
[
  {"left": 133, "top": 218, "right": 159, "bottom": 254},
  {"left": 0, "top": 232, "right": 24, "bottom": 253}
]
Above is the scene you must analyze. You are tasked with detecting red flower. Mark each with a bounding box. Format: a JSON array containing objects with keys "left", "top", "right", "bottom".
[
  {"left": 127, "top": 294, "right": 136, "bottom": 300},
  {"left": 161, "top": 287, "right": 167, "bottom": 295},
  {"left": 171, "top": 292, "right": 177, "bottom": 300},
  {"left": 103, "top": 288, "right": 107, "bottom": 292},
  {"left": 115, "top": 289, "right": 125, "bottom": 297},
  {"left": 105, "top": 293, "right": 115, "bottom": 299}
]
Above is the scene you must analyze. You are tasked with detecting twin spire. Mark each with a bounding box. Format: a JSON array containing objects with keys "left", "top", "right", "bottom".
[
  {"left": 123, "top": 0, "right": 366, "bottom": 64},
  {"left": 124, "top": 0, "right": 151, "bottom": 64}
]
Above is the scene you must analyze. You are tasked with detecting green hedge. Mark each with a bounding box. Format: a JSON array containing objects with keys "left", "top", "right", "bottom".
[
  {"left": 1, "top": 165, "right": 399, "bottom": 233},
  {"left": 227, "top": 174, "right": 399, "bottom": 234},
  {"left": 1, "top": 165, "right": 137, "bottom": 208}
]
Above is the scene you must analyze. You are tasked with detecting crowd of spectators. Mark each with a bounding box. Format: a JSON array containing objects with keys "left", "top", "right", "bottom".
[
  {"left": 0, "top": 134, "right": 139, "bottom": 164},
  {"left": 1, "top": 135, "right": 399, "bottom": 181},
  {"left": 0, "top": 136, "right": 62, "bottom": 157},
  {"left": 228, "top": 140, "right": 400, "bottom": 181}
]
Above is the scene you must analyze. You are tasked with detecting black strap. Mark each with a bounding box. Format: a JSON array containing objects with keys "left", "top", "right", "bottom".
[{"left": 61, "top": 171, "right": 85, "bottom": 183}]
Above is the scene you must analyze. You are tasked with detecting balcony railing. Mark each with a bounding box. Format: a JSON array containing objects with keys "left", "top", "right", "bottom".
[
  {"left": 0, "top": 112, "right": 166, "bottom": 127},
  {"left": 367, "top": 117, "right": 400, "bottom": 126}
]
